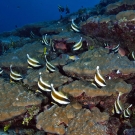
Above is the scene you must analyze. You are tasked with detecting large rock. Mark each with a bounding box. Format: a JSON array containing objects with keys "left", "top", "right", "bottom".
[
  {"left": 0, "top": 78, "right": 42, "bottom": 122},
  {"left": 60, "top": 79, "right": 132, "bottom": 97},
  {"left": 24, "top": 69, "right": 70, "bottom": 91},
  {"left": 106, "top": 0, "right": 135, "bottom": 14},
  {"left": 63, "top": 47, "right": 135, "bottom": 80},
  {"left": 36, "top": 104, "right": 109, "bottom": 135},
  {"left": 0, "top": 41, "right": 44, "bottom": 70}
]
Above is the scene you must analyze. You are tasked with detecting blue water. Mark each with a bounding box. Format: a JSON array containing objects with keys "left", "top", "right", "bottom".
[{"left": 0, "top": 0, "right": 100, "bottom": 33}]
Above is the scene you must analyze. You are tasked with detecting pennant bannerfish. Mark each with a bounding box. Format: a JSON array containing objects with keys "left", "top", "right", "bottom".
[
  {"left": 105, "top": 43, "right": 120, "bottom": 54},
  {"left": 111, "top": 44, "right": 120, "bottom": 53},
  {"left": 45, "top": 55, "right": 55, "bottom": 72},
  {"left": 108, "top": 44, "right": 120, "bottom": 54},
  {"left": 71, "top": 19, "right": 80, "bottom": 32},
  {"left": 50, "top": 84, "right": 70, "bottom": 105},
  {"left": 27, "top": 54, "right": 42, "bottom": 68},
  {"left": 72, "top": 37, "right": 82, "bottom": 51},
  {"left": 38, "top": 72, "right": 51, "bottom": 92},
  {"left": 10, "top": 65, "right": 23, "bottom": 81},
  {"left": 58, "top": 5, "right": 65, "bottom": 12},
  {"left": 113, "top": 92, "right": 123, "bottom": 114},
  {"left": 128, "top": 51, "right": 135, "bottom": 61},
  {"left": 30, "top": 31, "right": 35, "bottom": 38},
  {"left": 123, "top": 104, "right": 132, "bottom": 118},
  {"left": 92, "top": 66, "right": 106, "bottom": 88},
  {"left": 42, "top": 34, "right": 50, "bottom": 46}
]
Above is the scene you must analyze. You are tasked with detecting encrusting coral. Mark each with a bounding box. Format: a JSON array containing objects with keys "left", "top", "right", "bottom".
[
  {"left": 36, "top": 104, "right": 109, "bottom": 135},
  {"left": 60, "top": 79, "right": 131, "bottom": 97},
  {"left": 63, "top": 47, "right": 135, "bottom": 80},
  {"left": 0, "top": 78, "right": 42, "bottom": 122}
]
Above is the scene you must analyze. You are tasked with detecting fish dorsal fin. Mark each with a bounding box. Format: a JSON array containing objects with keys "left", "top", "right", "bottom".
[
  {"left": 126, "top": 104, "right": 132, "bottom": 115},
  {"left": 96, "top": 66, "right": 105, "bottom": 81},
  {"left": 10, "top": 65, "right": 21, "bottom": 77},
  {"left": 73, "top": 37, "right": 82, "bottom": 48},
  {"left": 119, "top": 92, "right": 123, "bottom": 97},
  {"left": 71, "top": 19, "right": 80, "bottom": 32},
  {"left": 27, "top": 54, "right": 39, "bottom": 63},
  {"left": 132, "top": 51, "right": 135, "bottom": 59},
  {"left": 45, "top": 55, "right": 55, "bottom": 70},
  {"left": 123, "top": 104, "right": 132, "bottom": 118},
  {"left": 39, "top": 72, "right": 51, "bottom": 88},
  {"left": 127, "top": 104, "right": 132, "bottom": 109},
  {"left": 94, "top": 66, "right": 106, "bottom": 87},
  {"left": 71, "top": 19, "right": 79, "bottom": 29},
  {"left": 72, "top": 37, "right": 82, "bottom": 51},
  {"left": 117, "top": 92, "right": 123, "bottom": 112},
  {"left": 50, "top": 84, "right": 70, "bottom": 105},
  {"left": 51, "top": 84, "right": 68, "bottom": 99}
]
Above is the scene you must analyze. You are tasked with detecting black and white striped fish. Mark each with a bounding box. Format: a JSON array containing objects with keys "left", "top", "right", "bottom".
[
  {"left": 38, "top": 72, "right": 51, "bottom": 92},
  {"left": 123, "top": 104, "right": 132, "bottom": 118},
  {"left": 42, "top": 34, "right": 50, "bottom": 46},
  {"left": 50, "top": 84, "right": 70, "bottom": 105},
  {"left": 92, "top": 66, "right": 106, "bottom": 88},
  {"left": 30, "top": 31, "right": 35, "bottom": 38},
  {"left": 71, "top": 19, "right": 80, "bottom": 32},
  {"left": 10, "top": 65, "right": 23, "bottom": 82},
  {"left": 72, "top": 37, "right": 82, "bottom": 51},
  {"left": 45, "top": 55, "right": 55, "bottom": 72},
  {"left": 27, "top": 54, "right": 42, "bottom": 68},
  {"left": 128, "top": 51, "right": 135, "bottom": 61},
  {"left": 111, "top": 44, "right": 120, "bottom": 53},
  {"left": 105, "top": 43, "right": 120, "bottom": 54},
  {"left": 113, "top": 92, "right": 123, "bottom": 115}
]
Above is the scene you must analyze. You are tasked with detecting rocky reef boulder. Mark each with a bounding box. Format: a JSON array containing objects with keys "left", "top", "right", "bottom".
[
  {"left": 36, "top": 104, "right": 109, "bottom": 135},
  {"left": 63, "top": 47, "right": 135, "bottom": 80}
]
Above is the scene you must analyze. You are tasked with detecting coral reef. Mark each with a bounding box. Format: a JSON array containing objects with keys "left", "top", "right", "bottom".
[
  {"left": 36, "top": 104, "right": 109, "bottom": 135},
  {"left": 81, "top": 6, "right": 135, "bottom": 52},
  {"left": 1, "top": 0, "right": 135, "bottom": 134},
  {"left": 23, "top": 69, "right": 70, "bottom": 91},
  {"left": 0, "top": 78, "right": 42, "bottom": 122},
  {"left": 0, "top": 41, "right": 44, "bottom": 70},
  {"left": 60, "top": 79, "right": 131, "bottom": 97},
  {"left": 63, "top": 47, "right": 135, "bottom": 80},
  {"left": 106, "top": 0, "right": 135, "bottom": 14}
]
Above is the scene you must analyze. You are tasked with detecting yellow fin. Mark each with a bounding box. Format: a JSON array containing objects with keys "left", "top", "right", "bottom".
[
  {"left": 27, "top": 66, "right": 32, "bottom": 69},
  {"left": 10, "top": 79, "right": 14, "bottom": 83},
  {"left": 43, "top": 47, "right": 47, "bottom": 55}
]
